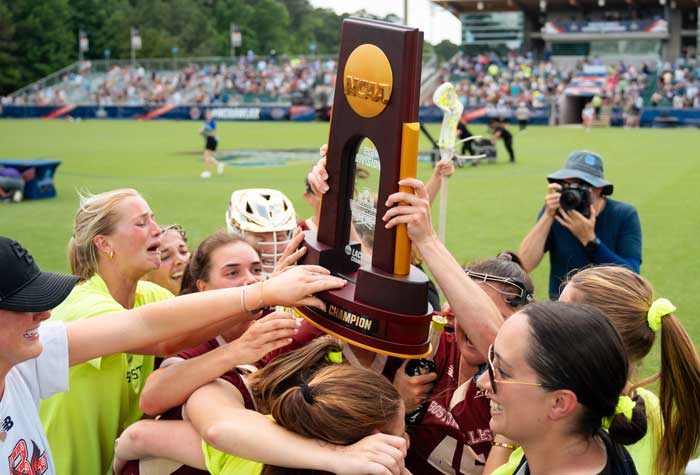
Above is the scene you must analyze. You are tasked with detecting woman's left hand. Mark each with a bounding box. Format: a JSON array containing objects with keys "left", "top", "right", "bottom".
[
  {"left": 383, "top": 179, "right": 436, "bottom": 247},
  {"left": 271, "top": 227, "right": 307, "bottom": 277},
  {"left": 226, "top": 311, "right": 300, "bottom": 365},
  {"left": 263, "top": 265, "right": 346, "bottom": 310},
  {"left": 329, "top": 433, "right": 408, "bottom": 475}
]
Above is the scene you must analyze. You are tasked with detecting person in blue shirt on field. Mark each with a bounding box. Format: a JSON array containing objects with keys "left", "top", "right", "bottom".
[
  {"left": 199, "top": 110, "right": 224, "bottom": 178},
  {"left": 518, "top": 151, "right": 642, "bottom": 299}
]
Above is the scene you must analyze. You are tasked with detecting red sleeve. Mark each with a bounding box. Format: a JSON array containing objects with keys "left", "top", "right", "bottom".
[
  {"left": 258, "top": 320, "right": 325, "bottom": 367},
  {"left": 177, "top": 339, "right": 219, "bottom": 360},
  {"left": 220, "top": 369, "right": 257, "bottom": 410}
]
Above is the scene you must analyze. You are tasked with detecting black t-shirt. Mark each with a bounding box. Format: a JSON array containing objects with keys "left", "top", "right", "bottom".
[
  {"left": 511, "top": 431, "right": 638, "bottom": 475},
  {"left": 494, "top": 125, "right": 512, "bottom": 142}
]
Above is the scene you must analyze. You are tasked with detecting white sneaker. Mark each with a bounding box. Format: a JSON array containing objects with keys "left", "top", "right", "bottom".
[
  {"left": 217, "top": 162, "right": 225, "bottom": 175},
  {"left": 11, "top": 190, "right": 23, "bottom": 203},
  {"left": 200, "top": 170, "right": 211, "bottom": 178}
]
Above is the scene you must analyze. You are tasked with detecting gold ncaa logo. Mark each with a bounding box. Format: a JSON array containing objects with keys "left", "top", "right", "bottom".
[{"left": 343, "top": 44, "right": 393, "bottom": 118}]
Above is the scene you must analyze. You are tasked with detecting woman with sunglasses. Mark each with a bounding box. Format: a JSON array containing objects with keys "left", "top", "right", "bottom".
[
  {"left": 477, "top": 302, "right": 638, "bottom": 475},
  {"left": 143, "top": 224, "right": 191, "bottom": 295},
  {"left": 399, "top": 253, "right": 534, "bottom": 475},
  {"left": 488, "top": 266, "right": 700, "bottom": 475}
]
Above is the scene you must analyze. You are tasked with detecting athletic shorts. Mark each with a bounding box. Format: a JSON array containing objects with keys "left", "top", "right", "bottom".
[{"left": 205, "top": 136, "right": 218, "bottom": 151}]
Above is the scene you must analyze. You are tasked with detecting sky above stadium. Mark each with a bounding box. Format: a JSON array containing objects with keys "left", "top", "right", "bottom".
[{"left": 308, "top": 0, "right": 461, "bottom": 44}]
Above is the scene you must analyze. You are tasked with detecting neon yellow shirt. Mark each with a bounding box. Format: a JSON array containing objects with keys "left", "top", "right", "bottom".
[
  {"left": 39, "top": 273, "right": 173, "bottom": 475},
  {"left": 626, "top": 388, "right": 662, "bottom": 475},
  {"left": 201, "top": 415, "right": 276, "bottom": 475},
  {"left": 202, "top": 441, "right": 264, "bottom": 475},
  {"left": 489, "top": 447, "right": 525, "bottom": 475}
]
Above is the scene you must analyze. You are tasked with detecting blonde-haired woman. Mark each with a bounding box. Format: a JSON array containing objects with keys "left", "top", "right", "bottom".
[
  {"left": 559, "top": 266, "right": 700, "bottom": 475},
  {"left": 39, "top": 189, "right": 248, "bottom": 475}
]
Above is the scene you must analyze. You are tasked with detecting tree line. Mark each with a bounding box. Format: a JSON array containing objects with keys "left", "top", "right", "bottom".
[{"left": 0, "top": 0, "right": 459, "bottom": 95}]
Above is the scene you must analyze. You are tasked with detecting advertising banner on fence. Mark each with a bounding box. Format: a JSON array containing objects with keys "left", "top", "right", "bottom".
[{"left": 543, "top": 19, "right": 668, "bottom": 35}]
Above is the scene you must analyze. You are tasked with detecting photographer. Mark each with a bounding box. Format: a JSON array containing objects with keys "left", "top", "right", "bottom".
[{"left": 518, "top": 151, "right": 641, "bottom": 299}]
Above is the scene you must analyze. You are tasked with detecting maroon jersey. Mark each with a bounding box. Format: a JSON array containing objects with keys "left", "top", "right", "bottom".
[
  {"left": 122, "top": 339, "right": 256, "bottom": 475},
  {"left": 405, "top": 333, "right": 493, "bottom": 475}
]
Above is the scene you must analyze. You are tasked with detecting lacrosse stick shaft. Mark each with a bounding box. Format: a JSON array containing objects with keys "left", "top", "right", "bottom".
[{"left": 439, "top": 175, "right": 448, "bottom": 242}]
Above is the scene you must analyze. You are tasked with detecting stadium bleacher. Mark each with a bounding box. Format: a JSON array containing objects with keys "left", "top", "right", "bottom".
[{"left": 2, "top": 45, "right": 698, "bottom": 128}]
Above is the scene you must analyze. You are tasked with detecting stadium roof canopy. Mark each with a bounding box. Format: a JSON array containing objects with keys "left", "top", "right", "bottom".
[{"left": 433, "top": 0, "right": 698, "bottom": 14}]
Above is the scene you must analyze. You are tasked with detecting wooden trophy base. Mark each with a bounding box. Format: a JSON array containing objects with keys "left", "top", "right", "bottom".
[{"left": 297, "top": 231, "right": 433, "bottom": 358}]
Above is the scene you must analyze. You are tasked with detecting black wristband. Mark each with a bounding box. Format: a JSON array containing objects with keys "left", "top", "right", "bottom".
[{"left": 584, "top": 237, "right": 601, "bottom": 257}]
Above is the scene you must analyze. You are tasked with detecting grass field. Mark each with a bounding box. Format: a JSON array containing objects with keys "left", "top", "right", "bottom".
[{"left": 1, "top": 119, "right": 699, "bottom": 376}]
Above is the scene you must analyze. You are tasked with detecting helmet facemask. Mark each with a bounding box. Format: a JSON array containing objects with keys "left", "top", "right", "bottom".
[{"left": 225, "top": 188, "right": 298, "bottom": 277}]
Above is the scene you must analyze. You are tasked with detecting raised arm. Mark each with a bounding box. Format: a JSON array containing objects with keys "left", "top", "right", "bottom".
[
  {"left": 518, "top": 183, "right": 561, "bottom": 272},
  {"left": 139, "top": 311, "right": 301, "bottom": 416},
  {"left": 186, "top": 380, "right": 408, "bottom": 475},
  {"left": 66, "top": 266, "right": 345, "bottom": 367},
  {"left": 425, "top": 160, "right": 455, "bottom": 205},
  {"left": 383, "top": 178, "right": 502, "bottom": 359}
]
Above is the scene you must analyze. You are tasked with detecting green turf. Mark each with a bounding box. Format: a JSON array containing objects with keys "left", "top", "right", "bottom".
[{"left": 1, "top": 119, "right": 698, "bottom": 377}]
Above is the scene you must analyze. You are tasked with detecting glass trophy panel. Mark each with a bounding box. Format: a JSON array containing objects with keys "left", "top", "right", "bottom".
[{"left": 349, "top": 138, "right": 381, "bottom": 264}]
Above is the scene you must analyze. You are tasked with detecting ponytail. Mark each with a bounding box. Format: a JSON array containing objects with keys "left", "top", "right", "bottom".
[
  {"left": 656, "top": 314, "right": 700, "bottom": 475},
  {"left": 565, "top": 266, "right": 700, "bottom": 474},
  {"left": 248, "top": 336, "right": 342, "bottom": 413}
]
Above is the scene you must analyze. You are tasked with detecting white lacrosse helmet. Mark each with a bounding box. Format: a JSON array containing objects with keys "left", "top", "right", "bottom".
[{"left": 225, "top": 188, "right": 297, "bottom": 275}]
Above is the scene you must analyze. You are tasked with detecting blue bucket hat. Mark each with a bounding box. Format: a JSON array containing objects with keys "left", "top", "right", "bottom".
[{"left": 547, "top": 150, "right": 613, "bottom": 195}]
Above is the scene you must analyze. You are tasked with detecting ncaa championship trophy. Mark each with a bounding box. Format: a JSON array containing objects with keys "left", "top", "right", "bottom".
[{"left": 295, "top": 18, "right": 433, "bottom": 358}]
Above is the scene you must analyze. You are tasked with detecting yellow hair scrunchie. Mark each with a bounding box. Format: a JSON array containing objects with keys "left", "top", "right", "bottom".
[
  {"left": 602, "top": 395, "right": 636, "bottom": 429},
  {"left": 325, "top": 350, "right": 343, "bottom": 364},
  {"left": 647, "top": 298, "right": 676, "bottom": 332}
]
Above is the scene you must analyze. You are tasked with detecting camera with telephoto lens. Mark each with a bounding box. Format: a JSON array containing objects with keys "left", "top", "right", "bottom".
[{"left": 559, "top": 182, "right": 591, "bottom": 218}]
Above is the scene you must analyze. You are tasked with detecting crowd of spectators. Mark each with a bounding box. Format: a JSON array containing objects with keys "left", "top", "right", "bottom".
[
  {"left": 3, "top": 48, "right": 700, "bottom": 119},
  {"left": 648, "top": 48, "right": 700, "bottom": 109},
  {"left": 2, "top": 54, "right": 337, "bottom": 107},
  {"left": 606, "top": 48, "right": 700, "bottom": 119},
  {"left": 432, "top": 51, "right": 574, "bottom": 111}
]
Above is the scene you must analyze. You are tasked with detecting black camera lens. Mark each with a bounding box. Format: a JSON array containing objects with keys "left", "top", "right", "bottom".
[
  {"left": 560, "top": 188, "right": 582, "bottom": 209},
  {"left": 557, "top": 183, "right": 591, "bottom": 218}
]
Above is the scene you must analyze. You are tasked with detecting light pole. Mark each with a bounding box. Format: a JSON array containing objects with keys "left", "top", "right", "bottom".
[
  {"left": 130, "top": 27, "right": 141, "bottom": 66},
  {"left": 79, "top": 30, "right": 88, "bottom": 62},
  {"left": 230, "top": 23, "right": 241, "bottom": 59},
  {"left": 171, "top": 47, "right": 178, "bottom": 71}
]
